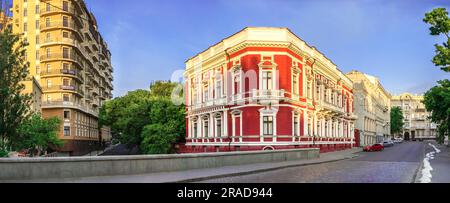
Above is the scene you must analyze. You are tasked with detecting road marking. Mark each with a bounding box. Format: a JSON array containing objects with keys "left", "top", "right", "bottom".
[{"left": 419, "top": 143, "right": 441, "bottom": 183}]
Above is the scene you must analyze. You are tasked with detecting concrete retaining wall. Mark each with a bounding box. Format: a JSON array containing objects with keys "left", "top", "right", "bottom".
[{"left": 0, "top": 148, "right": 319, "bottom": 181}]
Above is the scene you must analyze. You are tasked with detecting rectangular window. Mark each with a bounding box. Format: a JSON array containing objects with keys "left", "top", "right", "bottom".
[
  {"left": 64, "top": 110, "right": 70, "bottom": 120},
  {"left": 46, "top": 18, "right": 50, "bottom": 27},
  {"left": 193, "top": 122, "right": 198, "bottom": 138},
  {"left": 46, "top": 79, "right": 52, "bottom": 88},
  {"left": 204, "top": 120, "right": 209, "bottom": 137},
  {"left": 63, "top": 78, "right": 70, "bottom": 86},
  {"left": 215, "top": 80, "right": 222, "bottom": 99},
  {"left": 23, "top": 8, "right": 27, "bottom": 17},
  {"left": 46, "top": 3, "right": 51, "bottom": 12},
  {"left": 23, "top": 22, "right": 27, "bottom": 32},
  {"left": 63, "top": 94, "right": 70, "bottom": 102},
  {"left": 63, "top": 1, "right": 69, "bottom": 11},
  {"left": 293, "top": 73, "right": 298, "bottom": 95},
  {"left": 63, "top": 16, "right": 69, "bottom": 27},
  {"left": 263, "top": 116, "right": 274, "bottom": 135},
  {"left": 64, "top": 126, "right": 70, "bottom": 137},
  {"left": 46, "top": 63, "right": 51, "bottom": 73},
  {"left": 262, "top": 71, "right": 273, "bottom": 90},
  {"left": 63, "top": 31, "right": 69, "bottom": 38},
  {"left": 63, "top": 47, "right": 69, "bottom": 58},
  {"left": 35, "top": 5, "right": 39, "bottom": 14},
  {"left": 35, "top": 50, "right": 39, "bottom": 60},
  {"left": 294, "top": 116, "right": 299, "bottom": 136},
  {"left": 203, "top": 86, "right": 209, "bottom": 102},
  {"left": 216, "top": 119, "right": 222, "bottom": 137},
  {"left": 35, "top": 20, "right": 39, "bottom": 30}
]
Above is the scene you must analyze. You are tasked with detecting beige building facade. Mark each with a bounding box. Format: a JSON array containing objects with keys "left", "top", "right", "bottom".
[
  {"left": 21, "top": 77, "right": 43, "bottom": 113},
  {"left": 346, "top": 71, "right": 391, "bottom": 146},
  {"left": 391, "top": 93, "right": 437, "bottom": 141},
  {"left": 12, "top": 0, "right": 114, "bottom": 155}
]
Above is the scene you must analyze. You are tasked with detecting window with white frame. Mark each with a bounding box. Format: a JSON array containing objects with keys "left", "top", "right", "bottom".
[
  {"left": 216, "top": 118, "right": 222, "bottom": 137},
  {"left": 263, "top": 116, "right": 274, "bottom": 135},
  {"left": 215, "top": 77, "right": 222, "bottom": 99},
  {"left": 292, "top": 72, "right": 299, "bottom": 95},
  {"left": 204, "top": 120, "right": 209, "bottom": 137},
  {"left": 203, "top": 85, "right": 209, "bottom": 102},
  {"left": 293, "top": 114, "right": 299, "bottom": 136},
  {"left": 307, "top": 81, "right": 312, "bottom": 99},
  {"left": 233, "top": 72, "right": 240, "bottom": 95},
  {"left": 262, "top": 71, "right": 273, "bottom": 90},
  {"left": 316, "top": 81, "right": 321, "bottom": 101},
  {"left": 193, "top": 121, "right": 198, "bottom": 138}
]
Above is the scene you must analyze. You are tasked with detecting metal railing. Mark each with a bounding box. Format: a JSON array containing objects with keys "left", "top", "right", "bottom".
[{"left": 40, "top": 21, "right": 79, "bottom": 31}]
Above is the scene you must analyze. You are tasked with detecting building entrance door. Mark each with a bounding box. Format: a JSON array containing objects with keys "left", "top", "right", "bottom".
[{"left": 404, "top": 132, "right": 410, "bottom": 141}]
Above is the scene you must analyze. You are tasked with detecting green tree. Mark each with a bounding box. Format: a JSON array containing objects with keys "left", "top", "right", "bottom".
[
  {"left": 424, "top": 8, "right": 450, "bottom": 72},
  {"left": 0, "top": 29, "right": 32, "bottom": 154},
  {"left": 390, "top": 106, "right": 404, "bottom": 138},
  {"left": 423, "top": 80, "right": 450, "bottom": 145},
  {"left": 99, "top": 89, "right": 152, "bottom": 149},
  {"left": 11, "top": 114, "right": 63, "bottom": 157},
  {"left": 149, "top": 81, "right": 177, "bottom": 98}
]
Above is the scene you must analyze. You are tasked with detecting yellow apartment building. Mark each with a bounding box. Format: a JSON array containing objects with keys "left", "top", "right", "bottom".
[{"left": 12, "top": 0, "right": 114, "bottom": 156}]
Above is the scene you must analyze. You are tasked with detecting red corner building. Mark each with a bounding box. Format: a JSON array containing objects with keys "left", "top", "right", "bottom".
[{"left": 182, "top": 27, "right": 357, "bottom": 153}]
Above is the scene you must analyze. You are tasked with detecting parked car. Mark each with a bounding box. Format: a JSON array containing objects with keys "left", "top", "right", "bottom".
[
  {"left": 364, "top": 143, "right": 385, "bottom": 152},
  {"left": 383, "top": 140, "right": 395, "bottom": 147},
  {"left": 394, "top": 138, "right": 403, "bottom": 144}
]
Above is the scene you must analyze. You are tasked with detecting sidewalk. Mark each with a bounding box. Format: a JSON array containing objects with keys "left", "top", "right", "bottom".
[{"left": 16, "top": 148, "right": 361, "bottom": 183}]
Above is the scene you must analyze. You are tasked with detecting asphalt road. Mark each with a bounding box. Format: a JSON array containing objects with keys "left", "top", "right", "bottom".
[{"left": 198, "top": 142, "right": 426, "bottom": 183}]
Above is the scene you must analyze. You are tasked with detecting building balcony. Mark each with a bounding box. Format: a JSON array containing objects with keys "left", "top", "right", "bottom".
[
  {"left": 40, "top": 68, "right": 84, "bottom": 82},
  {"left": 42, "top": 85, "right": 84, "bottom": 96},
  {"left": 250, "top": 89, "right": 285, "bottom": 105},
  {"left": 42, "top": 100, "right": 98, "bottom": 117},
  {"left": 40, "top": 53, "right": 83, "bottom": 67},
  {"left": 318, "top": 100, "right": 345, "bottom": 115},
  {"left": 40, "top": 22, "right": 81, "bottom": 38},
  {"left": 40, "top": 6, "right": 78, "bottom": 17}
]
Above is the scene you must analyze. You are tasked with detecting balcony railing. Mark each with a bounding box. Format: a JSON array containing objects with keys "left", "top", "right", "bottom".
[
  {"left": 40, "top": 53, "right": 84, "bottom": 63},
  {"left": 41, "top": 37, "right": 82, "bottom": 49},
  {"left": 252, "top": 89, "right": 285, "bottom": 100},
  {"left": 40, "top": 6, "right": 77, "bottom": 16},
  {"left": 40, "top": 68, "right": 83, "bottom": 81},
  {"left": 42, "top": 85, "right": 84, "bottom": 95},
  {"left": 42, "top": 100, "right": 99, "bottom": 117},
  {"left": 319, "top": 100, "right": 345, "bottom": 114},
  {"left": 40, "top": 21, "right": 79, "bottom": 31}
]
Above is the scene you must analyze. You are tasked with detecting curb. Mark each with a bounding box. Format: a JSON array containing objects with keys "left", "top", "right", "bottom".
[{"left": 173, "top": 152, "right": 360, "bottom": 183}]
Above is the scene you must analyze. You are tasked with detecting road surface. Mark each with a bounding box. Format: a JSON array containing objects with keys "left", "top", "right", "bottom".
[{"left": 198, "top": 142, "right": 426, "bottom": 183}]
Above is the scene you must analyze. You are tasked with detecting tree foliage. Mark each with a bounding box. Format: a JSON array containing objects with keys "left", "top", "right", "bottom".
[
  {"left": 12, "top": 114, "right": 63, "bottom": 157},
  {"left": 99, "top": 89, "right": 153, "bottom": 148},
  {"left": 424, "top": 80, "right": 450, "bottom": 144},
  {"left": 390, "top": 106, "right": 404, "bottom": 137},
  {"left": 0, "top": 29, "right": 32, "bottom": 154},
  {"left": 100, "top": 82, "right": 186, "bottom": 154},
  {"left": 424, "top": 8, "right": 450, "bottom": 72}
]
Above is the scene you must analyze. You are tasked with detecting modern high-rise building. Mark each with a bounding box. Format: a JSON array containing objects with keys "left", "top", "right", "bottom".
[
  {"left": 391, "top": 93, "right": 437, "bottom": 141},
  {"left": 11, "top": 0, "right": 114, "bottom": 156},
  {"left": 346, "top": 71, "right": 391, "bottom": 146},
  {"left": 182, "top": 27, "right": 357, "bottom": 153}
]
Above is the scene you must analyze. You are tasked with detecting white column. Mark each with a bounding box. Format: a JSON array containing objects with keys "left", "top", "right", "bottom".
[
  {"left": 210, "top": 113, "right": 214, "bottom": 140},
  {"left": 223, "top": 110, "right": 228, "bottom": 140}
]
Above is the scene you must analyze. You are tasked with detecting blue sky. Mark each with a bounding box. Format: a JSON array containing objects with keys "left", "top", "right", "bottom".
[{"left": 85, "top": 0, "right": 450, "bottom": 97}]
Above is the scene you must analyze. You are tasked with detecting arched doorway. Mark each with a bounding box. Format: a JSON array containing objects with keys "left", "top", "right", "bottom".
[{"left": 404, "top": 132, "right": 410, "bottom": 141}]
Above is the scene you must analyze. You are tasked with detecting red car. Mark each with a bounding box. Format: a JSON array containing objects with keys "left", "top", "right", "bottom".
[{"left": 363, "top": 144, "right": 384, "bottom": 152}]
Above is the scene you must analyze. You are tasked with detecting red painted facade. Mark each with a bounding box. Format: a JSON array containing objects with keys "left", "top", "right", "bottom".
[{"left": 181, "top": 28, "right": 357, "bottom": 154}]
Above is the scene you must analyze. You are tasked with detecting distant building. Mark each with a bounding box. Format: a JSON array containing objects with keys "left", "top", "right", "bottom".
[
  {"left": 182, "top": 27, "right": 357, "bottom": 153},
  {"left": 391, "top": 93, "right": 437, "bottom": 141},
  {"left": 346, "top": 71, "right": 391, "bottom": 146}
]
